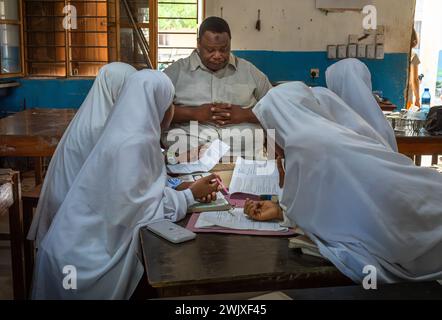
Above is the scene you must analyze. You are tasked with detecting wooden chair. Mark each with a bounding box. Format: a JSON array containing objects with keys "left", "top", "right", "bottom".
[{"left": 0, "top": 170, "right": 25, "bottom": 300}]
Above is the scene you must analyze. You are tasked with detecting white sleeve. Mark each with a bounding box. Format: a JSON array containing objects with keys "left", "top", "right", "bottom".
[
  {"left": 280, "top": 211, "right": 294, "bottom": 228},
  {"left": 278, "top": 203, "right": 295, "bottom": 228},
  {"left": 163, "top": 187, "right": 196, "bottom": 222}
]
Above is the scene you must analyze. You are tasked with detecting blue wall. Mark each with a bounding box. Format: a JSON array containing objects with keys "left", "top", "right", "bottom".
[
  {"left": 0, "top": 51, "right": 408, "bottom": 113},
  {"left": 234, "top": 51, "right": 409, "bottom": 109},
  {"left": 0, "top": 78, "right": 94, "bottom": 113}
]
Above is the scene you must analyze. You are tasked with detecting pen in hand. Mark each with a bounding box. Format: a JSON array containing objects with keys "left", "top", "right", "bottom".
[{"left": 215, "top": 177, "right": 229, "bottom": 195}]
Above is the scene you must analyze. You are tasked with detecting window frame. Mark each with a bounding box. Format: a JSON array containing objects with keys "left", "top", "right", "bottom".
[
  {"left": 112, "top": 0, "right": 158, "bottom": 69},
  {"left": 157, "top": 0, "right": 203, "bottom": 70},
  {"left": 24, "top": 0, "right": 110, "bottom": 78},
  {"left": 21, "top": 0, "right": 205, "bottom": 78},
  {"left": 0, "top": 0, "right": 25, "bottom": 78}
]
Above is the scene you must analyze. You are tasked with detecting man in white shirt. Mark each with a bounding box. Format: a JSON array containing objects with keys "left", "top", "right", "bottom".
[{"left": 163, "top": 16, "right": 272, "bottom": 159}]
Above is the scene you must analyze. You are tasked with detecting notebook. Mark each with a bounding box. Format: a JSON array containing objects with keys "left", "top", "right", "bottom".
[
  {"left": 289, "top": 235, "right": 327, "bottom": 260},
  {"left": 187, "top": 192, "right": 232, "bottom": 213}
]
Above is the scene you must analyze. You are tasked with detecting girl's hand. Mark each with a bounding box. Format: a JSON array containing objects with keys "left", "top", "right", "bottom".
[
  {"left": 189, "top": 173, "right": 220, "bottom": 202},
  {"left": 244, "top": 199, "right": 283, "bottom": 221}
]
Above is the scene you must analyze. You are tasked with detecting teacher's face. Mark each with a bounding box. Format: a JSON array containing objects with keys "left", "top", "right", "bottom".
[{"left": 197, "top": 31, "right": 231, "bottom": 72}]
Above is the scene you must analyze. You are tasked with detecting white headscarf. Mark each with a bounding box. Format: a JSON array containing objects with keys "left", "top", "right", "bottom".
[
  {"left": 31, "top": 70, "right": 188, "bottom": 299},
  {"left": 28, "top": 63, "right": 136, "bottom": 247},
  {"left": 311, "top": 87, "right": 393, "bottom": 150},
  {"left": 326, "top": 58, "right": 398, "bottom": 152},
  {"left": 253, "top": 82, "right": 442, "bottom": 283}
]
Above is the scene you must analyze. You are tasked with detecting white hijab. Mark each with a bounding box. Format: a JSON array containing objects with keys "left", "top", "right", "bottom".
[
  {"left": 32, "top": 70, "right": 186, "bottom": 299},
  {"left": 310, "top": 87, "right": 393, "bottom": 150},
  {"left": 28, "top": 62, "right": 136, "bottom": 247},
  {"left": 254, "top": 82, "right": 442, "bottom": 283},
  {"left": 326, "top": 58, "right": 398, "bottom": 152}
]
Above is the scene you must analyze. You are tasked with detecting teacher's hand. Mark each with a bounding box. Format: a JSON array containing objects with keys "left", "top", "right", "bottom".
[{"left": 211, "top": 104, "right": 254, "bottom": 126}]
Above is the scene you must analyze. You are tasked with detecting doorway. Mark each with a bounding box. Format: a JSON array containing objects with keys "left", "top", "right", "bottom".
[{"left": 413, "top": 0, "right": 442, "bottom": 106}]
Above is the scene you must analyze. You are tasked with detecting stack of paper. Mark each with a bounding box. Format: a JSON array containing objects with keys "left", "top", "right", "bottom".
[
  {"left": 195, "top": 208, "right": 288, "bottom": 232},
  {"left": 229, "top": 157, "right": 283, "bottom": 197},
  {"left": 289, "top": 235, "right": 326, "bottom": 259},
  {"left": 167, "top": 139, "right": 230, "bottom": 174}
]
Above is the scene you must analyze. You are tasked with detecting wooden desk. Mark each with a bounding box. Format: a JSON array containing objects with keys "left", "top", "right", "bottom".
[
  {"left": 0, "top": 109, "right": 76, "bottom": 184},
  {"left": 141, "top": 224, "right": 352, "bottom": 298},
  {"left": 396, "top": 132, "right": 442, "bottom": 166},
  {"left": 140, "top": 163, "right": 352, "bottom": 298}
]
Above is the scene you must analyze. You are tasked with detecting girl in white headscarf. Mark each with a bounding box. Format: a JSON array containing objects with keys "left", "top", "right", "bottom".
[
  {"left": 310, "top": 87, "right": 393, "bottom": 150},
  {"left": 31, "top": 70, "right": 219, "bottom": 299},
  {"left": 28, "top": 63, "right": 137, "bottom": 247},
  {"left": 245, "top": 82, "right": 442, "bottom": 284},
  {"left": 326, "top": 58, "right": 398, "bottom": 152}
]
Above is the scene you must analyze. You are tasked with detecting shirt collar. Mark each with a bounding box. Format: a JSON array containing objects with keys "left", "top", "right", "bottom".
[{"left": 190, "top": 50, "right": 237, "bottom": 72}]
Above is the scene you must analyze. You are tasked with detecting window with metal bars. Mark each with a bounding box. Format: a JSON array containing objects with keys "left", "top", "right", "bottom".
[
  {"left": 25, "top": 0, "right": 109, "bottom": 77},
  {"left": 157, "top": 0, "right": 202, "bottom": 71},
  {"left": 0, "top": 0, "right": 23, "bottom": 77},
  {"left": 23, "top": 0, "right": 202, "bottom": 77}
]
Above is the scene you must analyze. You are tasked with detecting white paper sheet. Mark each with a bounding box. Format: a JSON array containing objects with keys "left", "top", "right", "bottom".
[
  {"left": 229, "top": 157, "right": 283, "bottom": 196},
  {"left": 167, "top": 139, "right": 230, "bottom": 174},
  {"left": 195, "top": 208, "right": 288, "bottom": 232}
]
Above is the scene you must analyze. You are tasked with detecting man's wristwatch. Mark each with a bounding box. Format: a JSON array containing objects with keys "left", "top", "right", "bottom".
[{"left": 166, "top": 150, "right": 178, "bottom": 165}]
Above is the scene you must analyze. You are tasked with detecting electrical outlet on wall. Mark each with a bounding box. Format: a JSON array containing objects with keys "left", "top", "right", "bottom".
[{"left": 310, "top": 68, "right": 320, "bottom": 78}]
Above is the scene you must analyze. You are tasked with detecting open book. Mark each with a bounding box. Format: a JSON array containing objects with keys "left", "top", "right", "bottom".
[{"left": 229, "top": 157, "right": 283, "bottom": 199}]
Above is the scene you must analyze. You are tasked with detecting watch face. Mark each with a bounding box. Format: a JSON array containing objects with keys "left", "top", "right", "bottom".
[{"left": 167, "top": 151, "right": 178, "bottom": 165}]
